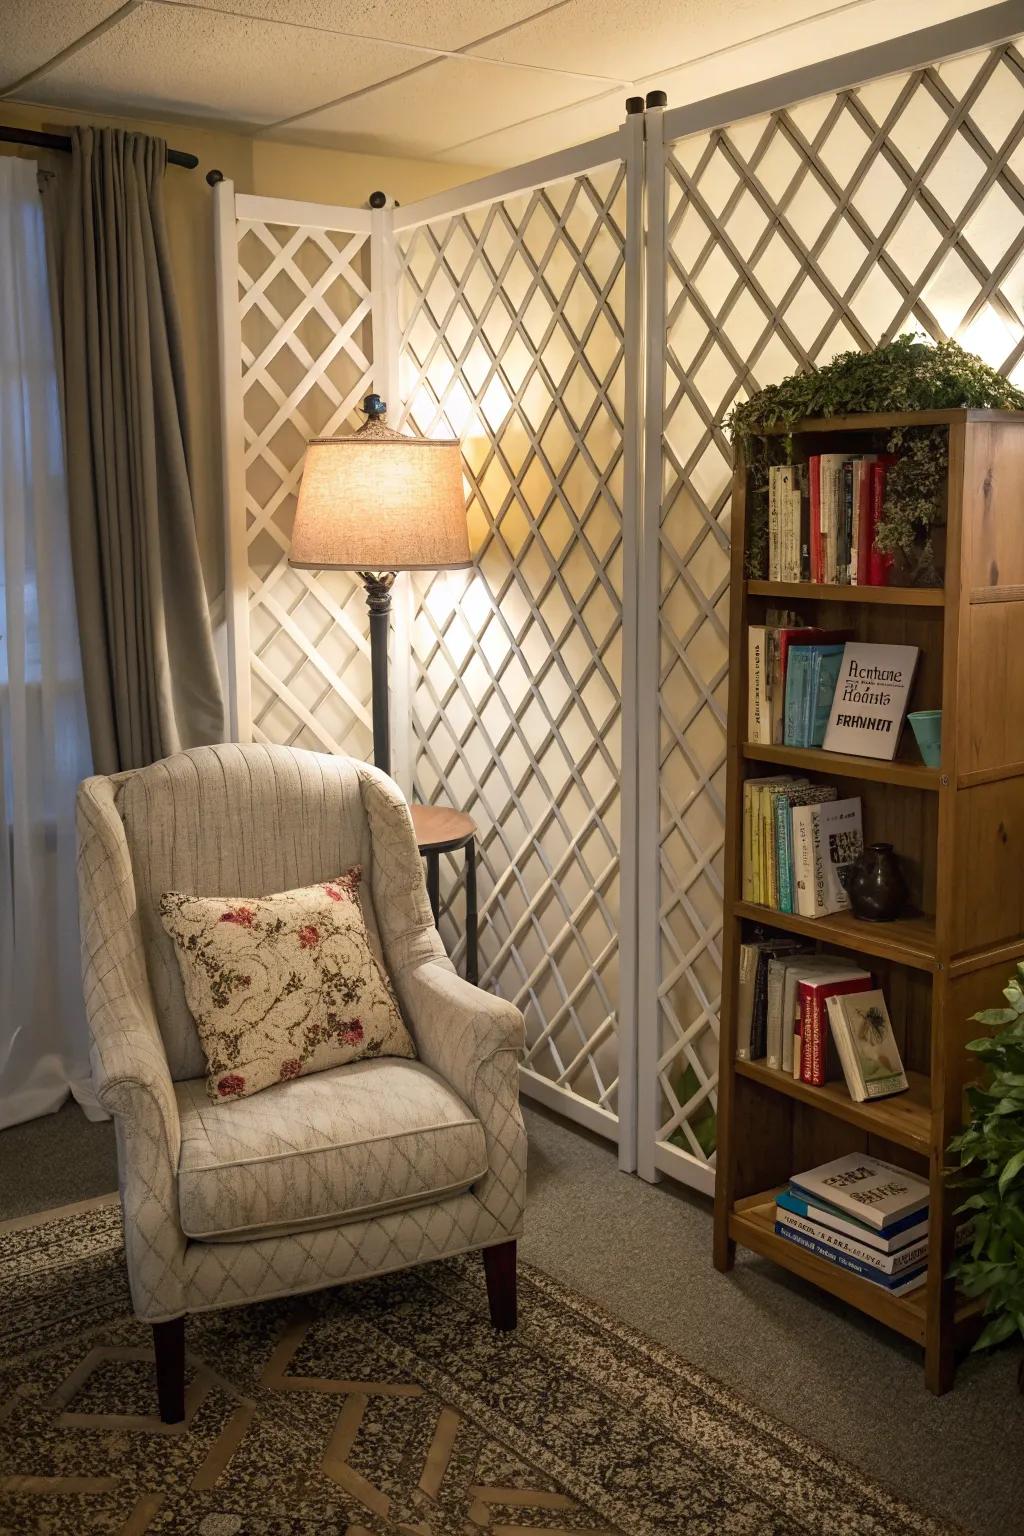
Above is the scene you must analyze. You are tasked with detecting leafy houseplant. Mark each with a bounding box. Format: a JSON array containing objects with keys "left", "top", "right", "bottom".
[
  {"left": 948, "top": 963, "right": 1024, "bottom": 1383},
  {"left": 724, "top": 335, "right": 1024, "bottom": 584}
]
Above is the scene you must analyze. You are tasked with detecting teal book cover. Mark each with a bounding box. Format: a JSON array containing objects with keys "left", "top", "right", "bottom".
[
  {"left": 807, "top": 645, "right": 846, "bottom": 747},
  {"left": 775, "top": 792, "right": 794, "bottom": 912},
  {"left": 783, "top": 648, "right": 812, "bottom": 746}
]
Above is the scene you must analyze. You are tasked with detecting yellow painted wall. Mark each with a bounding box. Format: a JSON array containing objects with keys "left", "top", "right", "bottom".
[{"left": 0, "top": 100, "right": 486, "bottom": 602}]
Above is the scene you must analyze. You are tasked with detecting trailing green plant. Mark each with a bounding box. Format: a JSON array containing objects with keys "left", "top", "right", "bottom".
[
  {"left": 874, "top": 426, "right": 948, "bottom": 585},
  {"left": 948, "top": 962, "right": 1024, "bottom": 1354},
  {"left": 725, "top": 335, "right": 1024, "bottom": 580}
]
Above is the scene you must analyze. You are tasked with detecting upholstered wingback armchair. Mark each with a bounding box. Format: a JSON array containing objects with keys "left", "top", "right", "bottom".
[{"left": 76, "top": 743, "right": 526, "bottom": 1423}]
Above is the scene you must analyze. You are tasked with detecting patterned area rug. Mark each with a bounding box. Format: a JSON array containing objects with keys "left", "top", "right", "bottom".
[{"left": 0, "top": 1200, "right": 956, "bottom": 1536}]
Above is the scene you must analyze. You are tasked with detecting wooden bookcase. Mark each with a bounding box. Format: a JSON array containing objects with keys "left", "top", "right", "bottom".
[{"left": 713, "top": 408, "right": 1024, "bottom": 1394}]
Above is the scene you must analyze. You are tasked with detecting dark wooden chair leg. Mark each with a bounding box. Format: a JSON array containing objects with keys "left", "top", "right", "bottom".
[
  {"left": 482, "top": 1240, "right": 517, "bottom": 1331},
  {"left": 153, "top": 1317, "right": 186, "bottom": 1424}
]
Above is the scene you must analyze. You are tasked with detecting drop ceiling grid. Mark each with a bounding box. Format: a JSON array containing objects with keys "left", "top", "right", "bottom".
[{"left": 0, "top": 0, "right": 984, "bottom": 166}]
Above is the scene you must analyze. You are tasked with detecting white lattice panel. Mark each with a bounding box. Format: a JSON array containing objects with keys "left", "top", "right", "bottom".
[
  {"left": 396, "top": 161, "right": 635, "bottom": 1142},
  {"left": 231, "top": 210, "right": 376, "bottom": 755},
  {"left": 646, "top": 40, "right": 1024, "bottom": 1188}
]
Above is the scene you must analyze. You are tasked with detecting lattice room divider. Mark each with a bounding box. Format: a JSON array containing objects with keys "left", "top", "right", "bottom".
[
  {"left": 214, "top": 125, "right": 646, "bottom": 1169},
  {"left": 636, "top": 35, "right": 1024, "bottom": 1192},
  {"left": 213, "top": 15, "right": 1023, "bottom": 1193},
  {"left": 390, "top": 128, "right": 645, "bottom": 1160}
]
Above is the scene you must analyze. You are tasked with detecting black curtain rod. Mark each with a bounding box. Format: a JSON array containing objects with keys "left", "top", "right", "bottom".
[{"left": 0, "top": 124, "right": 199, "bottom": 169}]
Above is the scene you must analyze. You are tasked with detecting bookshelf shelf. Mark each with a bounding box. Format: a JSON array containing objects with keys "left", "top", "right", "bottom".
[
  {"left": 732, "top": 900, "right": 937, "bottom": 970},
  {"left": 740, "top": 740, "right": 941, "bottom": 789},
  {"left": 748, "top": 580, "right": 945, "bottom": 607},
  {"left": 729, "top": 1190, "right": 928, "bottom": 1344},
  {"left": 716, "top": 408, "right": 1024, "bottom": 1394},
  {"left": 734, "top": 1061, "right": 933, "bottom": 1153}
]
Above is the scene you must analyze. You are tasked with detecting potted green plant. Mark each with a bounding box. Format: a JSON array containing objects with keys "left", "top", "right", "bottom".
[
  {"left": 948, "top": 962, "right": 1024, "bottom": 1388},
  {"left": 724, "top": 334, "right": 1024, "bottom": 585}
]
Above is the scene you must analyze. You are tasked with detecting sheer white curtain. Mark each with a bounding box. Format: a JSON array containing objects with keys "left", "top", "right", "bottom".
[{"left": 0, "top": 156, "right": 97, "bottom": 1128}]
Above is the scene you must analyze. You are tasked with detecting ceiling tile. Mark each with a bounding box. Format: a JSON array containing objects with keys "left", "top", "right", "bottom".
[
  {"left": 161, "top": 0, "right": 553, "bottom": 53},
  {"left": 467, "top": 0, "right": 841, "bottom": 82},
  {"left": 0, "top": 0, "right": 125, "bottom": 92},
  {"left": 434, "top": 88, "right": 626, "bottom": 166},
  {"left": 266, "top": 54, "right": 611, "bottom": 158},
  {"left": 22, "top": 2, "right": 426, "bottom": 125},
  {"left": 630, "top": 0, "right": 999, "bottom": 118}
]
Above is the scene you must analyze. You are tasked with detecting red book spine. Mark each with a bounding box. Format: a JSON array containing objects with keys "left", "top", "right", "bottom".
[
  {"left": 799, "top": 990, "right": 813, "bottom": 1082},
  {"left": 800, "top": 977, "right": 874, "bottom": 1085},
  {"left": 809, "top": 456, "right": 822, "bottom": 582},
  {"left": 868, "top": 461, "right": 894, "bottom": 586},
  {"left": 856, "top": 463, "right": 873, "bottom": 585}
]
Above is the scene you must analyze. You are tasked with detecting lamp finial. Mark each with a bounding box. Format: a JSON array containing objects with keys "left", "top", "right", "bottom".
[{"left": 362, "top": 393, "right": 387, "bottom": 420}]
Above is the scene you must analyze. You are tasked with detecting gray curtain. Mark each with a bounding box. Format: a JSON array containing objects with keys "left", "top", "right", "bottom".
[{"left": 48, "top": 126, "right": 224, "bottom": 773}]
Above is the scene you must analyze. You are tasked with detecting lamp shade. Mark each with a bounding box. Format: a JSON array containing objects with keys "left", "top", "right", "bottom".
[{"left": 289, "top": 418, "right": 471, "bottom": 572}]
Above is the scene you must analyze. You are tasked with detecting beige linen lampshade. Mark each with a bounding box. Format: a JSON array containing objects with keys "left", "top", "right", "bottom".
[{"left": 289, "top": 417, "right": 471, "bottom": 572}]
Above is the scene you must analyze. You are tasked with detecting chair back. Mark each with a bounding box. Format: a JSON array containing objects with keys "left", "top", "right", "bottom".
[{"left": 109, "top": 743, "right": 378, "bottom": 1080}]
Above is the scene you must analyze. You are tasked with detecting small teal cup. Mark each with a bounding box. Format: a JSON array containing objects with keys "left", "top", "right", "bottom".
[{"left": 908, "top": 709, "right": 942, "bottom": 767}]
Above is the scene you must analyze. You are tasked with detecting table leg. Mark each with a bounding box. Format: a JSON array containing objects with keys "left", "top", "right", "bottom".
[
  {"left": 426, "top": 852, "right": 440, "bottom": 923},
  {"left": 465, "top": 837, "right": 478, "bottom": 985}
]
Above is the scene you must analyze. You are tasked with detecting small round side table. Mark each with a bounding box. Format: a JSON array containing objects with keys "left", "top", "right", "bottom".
[{"left": 409, "top": 804, "right": 478, "bottom": 985}]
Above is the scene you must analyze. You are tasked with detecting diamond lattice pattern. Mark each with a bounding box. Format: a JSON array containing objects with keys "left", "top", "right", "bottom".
[
  {"left": 396, "top": 166, "right": 629, "bottom": 1131},
  {"left": 655, "top": 41, "right": 1024, "bottom": 1184},
  {"left": 237, "top": 219, "right": 375, "bottom": 755}
]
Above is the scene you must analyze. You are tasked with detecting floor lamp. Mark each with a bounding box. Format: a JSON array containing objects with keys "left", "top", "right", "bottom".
[{"left": 289, "top": 394, "right": 471, "bottom": 778}]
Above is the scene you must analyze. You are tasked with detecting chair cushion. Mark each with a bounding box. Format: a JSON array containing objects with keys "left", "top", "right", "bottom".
[
  {"left": 175, "top": 1058, "right": 488, "bottom": 1241},
  {"left": 160, "top": 867, "right": 415, "bottom": 1103}
]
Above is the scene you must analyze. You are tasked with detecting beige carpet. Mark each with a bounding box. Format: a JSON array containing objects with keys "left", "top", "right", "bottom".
[{"left": 0, "top": 1199, "right": 959, "bottom": 1536}]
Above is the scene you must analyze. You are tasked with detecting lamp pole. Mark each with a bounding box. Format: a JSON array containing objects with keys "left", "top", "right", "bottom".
[{"left": 359, "top": 569, "right": 395, "bottom": 776}]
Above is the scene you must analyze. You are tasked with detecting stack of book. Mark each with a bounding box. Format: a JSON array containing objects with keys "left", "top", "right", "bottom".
[
  {"left": 736, "top": 945, "right": 908, "bottom": 1094},
  {"left": 774, "top": 1154, "right": 968, "bottom": 1296},
  {"left": 764, "top": 456, "right": 897, "bottom": 585},
  {"left": 748, "top": 629, "right": 920, "bottom": 765},
  {"left": 742, "top": 776, "right": 862, "bottom": 918},
  {"left": 748, "top": 620, "right": 847, "bottom": 747}
]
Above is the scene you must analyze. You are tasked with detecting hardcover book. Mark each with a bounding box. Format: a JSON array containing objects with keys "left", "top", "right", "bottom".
[
  {"left": 775, "top": 1187, "right": 929, "bottom": 1254},
  {"left": 825, "top": 989, "right": 908, "bottom": 1101},
  {"left": 774, "top": 1206, "right": 932, "bottom": 1276},
  {"left": 822, "top": 642, "right": 919, "bottom": 760},
  {"left": 797, "top": 968, "right": 873, "bottom": 1085},
  {"left": 790, "top": 1153, "right": 929, "bottom": 1231},
  {"left": 775, "top": 784, "right": 836, "bottom": 913},
  {"left": 742, "top": 775, "right": 793, "bottom": 903},
  {"left": 766, "top": 951, "right": 812, "bottom": 1070},
  {"left": 782, "top": 643, "right": 842, "bottom": 747},
  {"left": 736, "top": 938, "right": 801, "bottom": 1060},
  {"left": 791, "top": 796, "right": 862, "bottom": 918},
  {"left": 773, "top": 1221, "right": 927, "bottom": 1293},
  {"left": 783, "top": 955, "right": 850, "bottom": 1078}
]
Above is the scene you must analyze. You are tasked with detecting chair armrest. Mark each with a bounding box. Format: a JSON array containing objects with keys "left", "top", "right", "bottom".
[
  {"left": 398, "top": 959, "right": 525, "bottom": 1107},
  {"left": 89, "top": 998, "right": 181, "bottom": 1168},
  {"left": 399, "top": 960, "right": 527, "bottom": 1237},
  {"left": 77, "top": 774, "right": 186, "bottom": 1322}
]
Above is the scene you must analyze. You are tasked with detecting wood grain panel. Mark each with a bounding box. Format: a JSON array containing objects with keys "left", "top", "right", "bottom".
[
  {"left": 959, "top": 600, "right": 1024, "bottom": 778},
  {"left": 951, "top": 778, "right": 1024, "bottom": 955},
  {"left": 962, "top": 421, "right": 1024, "bottom": 592}
]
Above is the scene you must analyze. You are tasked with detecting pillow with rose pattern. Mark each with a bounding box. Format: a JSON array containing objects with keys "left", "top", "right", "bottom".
[{"left": 159, "top": 867, "right": 415, "bottom": 1103}]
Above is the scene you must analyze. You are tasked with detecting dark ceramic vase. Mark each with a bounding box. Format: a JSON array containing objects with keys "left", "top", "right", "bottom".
[{"left": 837, "top": 842, "right": 908, "bottom": 922}]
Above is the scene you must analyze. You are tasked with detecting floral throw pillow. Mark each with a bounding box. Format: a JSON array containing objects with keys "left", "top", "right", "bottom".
[{"left": 159, "top": 868, "right": 415, "bottom": 1103}]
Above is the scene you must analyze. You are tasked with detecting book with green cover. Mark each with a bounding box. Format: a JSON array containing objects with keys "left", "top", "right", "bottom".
[{"left": 775, "top": 784, "right": 837, "bottom": 912}]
